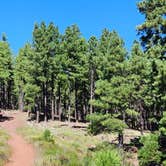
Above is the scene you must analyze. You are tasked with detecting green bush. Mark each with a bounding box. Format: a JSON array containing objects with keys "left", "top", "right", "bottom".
[
  {"left": 86, "top": 113, "right": 110, "bottom": 135},
  {"left": 162, "top": 160, "right": 166, "bottom": 166},
  {"left": 159, "top": 112, "right": 166, "bottom": 136},
  {"left": 90, "top": 149, "right": 122, "bottom": 166},
  {"left": 42, "top": 129, "right": 54, "bottom": 143},
  {"left": 101, "top": 117, "right": 127, "bottom": 133},
  {"left": 86, "top": 113, "right": 127, "bottom": 135},
  {"left": 138, "top": 134, "right": 162, "bottom": 166},
  {"left": 84, "top": 142, "right": 122, "bottom": 166}
]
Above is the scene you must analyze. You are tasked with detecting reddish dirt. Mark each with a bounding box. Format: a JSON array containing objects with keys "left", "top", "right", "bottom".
[{"left": 0, "top": 111, "right": 35, "bottom": 166}]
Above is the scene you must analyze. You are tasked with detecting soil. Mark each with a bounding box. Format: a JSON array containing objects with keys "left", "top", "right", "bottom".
[{"left": 0, "top": 111, "right": 35, "bottom": 166}]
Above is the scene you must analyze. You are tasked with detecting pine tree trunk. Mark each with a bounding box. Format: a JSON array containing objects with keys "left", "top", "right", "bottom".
[
  {"left": 19, "top": 87, "right": 24, "bottom": 112},
  {"left": 11, "top": 95, "right": 14, "bottom": 110},
  {"left": 55, "top": 96, "right": 58, "bottom": 116},
  {"left": 58, "top": 85, "right": 62, "bottom": 121},
  {"left": 82, "top": 82, "right": 87, "bottom": 121},
  {"left": 118, "top": 133, "right": 124, "bottom": 148},
  {"left": 68, "top": 101, "right": 71, "bottom": 124},
  {"left": 44, "top": 83, "right": 47, "bottom": 122},
  {"left": 139, "top": 102, "right": 144, "bottom": 135},
  {"left": 68, "top": 87, "right": 71, "bottom": 124},
  {"left": 7, "top": 82, "right": 11, "bottom": 109},
  {"left": 35, "top": 101, "right": 40, "bottom": 123},
  {"left": 2, "top": 83, "right": 5, "bottom": 109},
  {"left": 64, "top": 92, "right": 67, "bottom": 113},
  {"left": 51, "top": 95, "right": 54, "bottom": 121},
  {"left": 59, "top": 96, "right": 62, "bottom": 121},
  {"left": 36, "top": 110, "right": 40, "bottom": 123},
  {"left": 144, "top": 111, "right": 148, "bottom": 130},
  {"left": 27, "top": 110, "right": 30, "bottom": 117},
  {"left": 122, "top": 110, "right": 125, "bottom": 122},
  {"left": 83, "top": 104, "right": 86, "bottom": 122},
  {"left": 90, "top": 69, "right": 94, "bottom": 114},
  {"left": 4, "top": 84, "right": 7, "bottom": 110},
  {"left": 75, "top": 82, "right": 78, "bottom": 122},
  {"left": 0, "top": 83, "right": 1, "bottom": 108}
]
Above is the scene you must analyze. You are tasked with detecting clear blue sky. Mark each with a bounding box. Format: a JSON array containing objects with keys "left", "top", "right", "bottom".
[{"left": 0, "top": 0, "right": 144, "bottom": 55}]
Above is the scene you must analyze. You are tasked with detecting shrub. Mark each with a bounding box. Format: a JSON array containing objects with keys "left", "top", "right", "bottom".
[
  {"left": 138, "top": 134, "right": 162, "bottom": 166},
  {"left": 162, "top": 160, "right": 166, "bottom": 166},
  {"left": 86, "top": 113, "right": 110, "bottom": 135},
  {"left": 87, "top": 113, "right": 127, "bottom": 135},
  {"left": 90, "top": 148, "right": 122, "bottom": 166},
  {"left": 84, "top": 142, "right": 122, "bottom": 166},
  {"left": 101, "top": 117, "right": 127, "bottom": 134},
  {"left": 42, "top": 129, "right": 54, "bottom": 143},
  {"left": 87, "top": 113, "right": 127, "bottom": 147},
  {"left": 159, "top": 112, "right": 166, "bottom": 136}
]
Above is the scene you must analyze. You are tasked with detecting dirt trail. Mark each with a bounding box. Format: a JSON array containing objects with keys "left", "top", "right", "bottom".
[{"left": 0, "top": 111, "right": 35, "bottom": 166}]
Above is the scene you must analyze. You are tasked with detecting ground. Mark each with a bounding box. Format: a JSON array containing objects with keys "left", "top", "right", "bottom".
[
  {"left": 0, "top": 111, "right": 35, "bottom": 166},
  {"left": 0, "top": 111, "right": 143, "bottom": 166}
]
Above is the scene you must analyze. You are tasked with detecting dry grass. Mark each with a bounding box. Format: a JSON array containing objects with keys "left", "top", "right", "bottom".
[
  {"left": 0, "top": 128, "right": 10, "bottom": 166},
  {"left": 18, "top": 124, "right": 101, "bottom": 166},
  {"left": 18, "top": 118, "right": 148, "bottom": 166}
]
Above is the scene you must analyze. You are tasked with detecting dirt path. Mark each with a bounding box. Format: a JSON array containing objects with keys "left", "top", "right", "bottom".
[{"left": 0, "top": 111, "right": 35, "bottom": 166}]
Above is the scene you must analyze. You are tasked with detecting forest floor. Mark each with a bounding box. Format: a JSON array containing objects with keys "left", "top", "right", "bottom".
[
  {"left": 0, "top": 111, "right": 147, "bottom": 166},
  {"left": 0, "top": 111, "right": 35, "bottom": 166},
  {"left": 24, "top": 117, "right": 143, "bottom": 166}
]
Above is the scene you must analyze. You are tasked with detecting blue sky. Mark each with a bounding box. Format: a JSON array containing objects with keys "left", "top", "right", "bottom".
[{"left": 0, "top": 0, "right": 144, "bottom": 55}]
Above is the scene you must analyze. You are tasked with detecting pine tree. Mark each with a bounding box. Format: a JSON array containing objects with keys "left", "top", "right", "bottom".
[
  {"left": 137, "top": 0, "right": 166, "bottom": 131},
  {"left": 32, "top": 22, "right": 60, "bottom": 121},
  {"left": 0, "top": 36, "right": 14, "bottom": 109},
  {"left": 137, "top": 0, "right": 166, "bottom": 51},
  {"left": 14, "top": 44, "right": 40, "bottom": 113},
  {"left": 128, "top": 41, "right": 151, "bottom": 132},
  {"left": 92, "top": 30, "right": 126, "bottom": 112},
  {"left": 88, "top": 36, "right": 99, "bottom": 114},
  {"left": 87, "top": 113, "right": 127, "bottom": 147},
  {"left": 62, "top": 25, "right": 88, "bottom": 122}
]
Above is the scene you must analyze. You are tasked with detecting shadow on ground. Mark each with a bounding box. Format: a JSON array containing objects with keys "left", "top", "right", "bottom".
[{"left": 0, "top": 116, "right": 14, "bottom": 122}]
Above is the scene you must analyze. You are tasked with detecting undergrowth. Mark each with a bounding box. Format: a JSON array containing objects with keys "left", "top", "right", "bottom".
[
  {"left": 0, "top": 128, "right": 10, "bottom": 166},
  {"left": 18, "top": 126, "right": 99, "bottom": 166},
  {"left": 18, "top": 125, "right": 136, "bottom": 166}
]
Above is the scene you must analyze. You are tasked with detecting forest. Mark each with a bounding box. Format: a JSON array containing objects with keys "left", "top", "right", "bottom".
[{"left": 0, "top": 0, "right": 166, "bottom": 165}]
